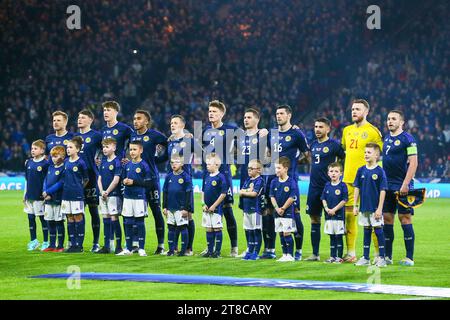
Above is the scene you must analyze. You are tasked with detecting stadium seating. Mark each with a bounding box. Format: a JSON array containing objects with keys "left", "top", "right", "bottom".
[{"left": 0, "top": 0, "right": 448, "bottom": 178}]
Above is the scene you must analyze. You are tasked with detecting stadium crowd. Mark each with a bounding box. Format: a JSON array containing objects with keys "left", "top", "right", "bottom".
[{"left": 0, "top": 0, "right": 448, "bottom": 180}]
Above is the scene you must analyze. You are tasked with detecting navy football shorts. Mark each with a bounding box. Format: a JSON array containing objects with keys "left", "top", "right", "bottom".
[
  {"left": 306, "top": 186, "right": 324, "bottom": 217},
  {"left": 223, "top": 172, "right": 234, "bottom": 205},
  {"left": 145, "top": 178, "right": 161, "bottom": 207},
  {"left": 84, "top": 170, "right": 99, "bottom": 206}
]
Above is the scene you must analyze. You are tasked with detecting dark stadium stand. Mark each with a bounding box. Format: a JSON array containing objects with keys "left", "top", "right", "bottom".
[{"left": 0, "top": 0, "right": 448, "bottom": 179}]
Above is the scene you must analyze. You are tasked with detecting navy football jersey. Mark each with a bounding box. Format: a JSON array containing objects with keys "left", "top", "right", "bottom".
[
  {"left": 99, "top": 156, "right": 123, "bottom": 197},
  {"left": 382, "top": 131, "right": 418, "bottom": 190},
  {"left": 269, "top": 177, "right": 298, "bottom": 218},
  {"left": 202, "top": 172, "right": 228, "bottom": 214},
  {"left": 166, "top": 136, "right": 198, "bottom": 176},
  {"left": 24, "top": 158, "right": 49, "bottom": 200},
  {"left": 45, "top": 131, "right": 74, "bottom": 155},
  {"left": 238, "top": 130, "right": 268, "bottom": 187},
  {"left": 75, "top": 129, "right": 103, "bottom": 173},
  {"left": 123, "top": 160, "right": 151, "bottom": 200},
  {"left": 268, "top": 127, "right": 309, "bottom": 179},
  {"left": 163, "top": 171, "right": 193, "bottom": 212},
  {"left": 310, "top": 138, "right": 345, "bottom": 189},
  {"left": 202, "top": 123, "right": 239, "bottom": 175},
  {"left": 130, "top": 129, "right": 167, "bottom": 179},
  {"left": 321, "top": 181, "right": 348, "bottom": 220},
  {"left": 353, "top": 165, "right": 388, "bottom": 212},
  {"left": 241, "top": 176, "right": 265, "bottom": 214},
  {"left": 62, "top": 157, "right": 89, "bottom": 201},
  {"left": 43, "top": 163, "right": 65, "bottom": 205},
  {"left": 101, "top": 122, "right": 133, "bottom": 159}
]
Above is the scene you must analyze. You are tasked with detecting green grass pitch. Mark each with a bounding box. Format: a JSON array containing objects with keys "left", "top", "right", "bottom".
[{"left": 1, "top": 190, "right": 449, "bottom": 300}]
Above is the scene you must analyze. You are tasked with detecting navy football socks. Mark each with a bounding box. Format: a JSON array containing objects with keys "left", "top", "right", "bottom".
[
  {"left": 88, "top": 205, "right": 100, "bottom": 245},
  {"left": 383, "top": 224, "right": 394, "bottom": 259},
  {"left": 311, "top": 223, "right": 321, "bottom": 256},
  {"left": 402, "top": 224, "right": 415, "bottom": 260},
  {"left": 223, "top": 206, "right": 238, "bottom": 248}
]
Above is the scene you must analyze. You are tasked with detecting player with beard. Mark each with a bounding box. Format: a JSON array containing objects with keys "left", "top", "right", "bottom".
[
  {"left": 341, "top": 99, "right": 383, "bottom": 263},
  {"left": 304, "top": 118, "right": 345, "bottom": 261},
  {"left": 266, "top": 105, "right": 310, "bottom": 260},
  {"left": 382, "top": 110, "right": 418, "bottom": 266}
]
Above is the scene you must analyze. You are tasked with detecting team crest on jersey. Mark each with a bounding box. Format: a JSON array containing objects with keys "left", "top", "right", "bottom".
[
  {"left": 252, "top": 138, "right": 258, "bottom": 144},
  {"left": 323, "top": 147, "right": 329, "bottom": 153},
  {"left": 180, "top": 142, "right": 186, "bottom": 148},
  {"left": 85, "top": 137, "right": 91, "bottom": 143},
  {"left": 143, "top": 136, "right": 150, "bottom": 142},
  {"left": 37, "top": 166, "right": 42, "bottom": 172},
  {"left": 372, "top": 174, "right": 378, "bottom": 180},
  {"left": 109, "top": 165, "right": 114, "bottom": 170},
  {"left": 135, "top": 168, "right": 141, "bottom": 173},
  {"left": 285, "top": 136, "right": 292, "bottom": 142},
  {"left": 284, "top": 186, "right": 290, "bottom": 192},
  {"left": 113, "top": 129, "right": 119, "bottom": 135},
  {"left": 249, "top": 183, "right": 254, "bottom": 189},
  {"left": 335, "top": 189, "right": 341, "bottom": 196},
  {"left": 73, "top": 166, "right": 78, "bottom": 172},
  {"left": 361, "top": 132, "right": 368, "bottom": 139},
  {"left": 394, "top": 140, "right": 401, "bottom": 146},
  {"left": 178, "top": 178, "right": 184, "bottom": 184},
  {"left": 219, "top": 130, "right": 225, "bottom": 136},
  {"left": 212, "top": 180, "right": 217, "bottom": 186},
  {"left": 63, "top": 140, "right": 69, "bottom": 145},
  {"left": 55, "top": 170, "right": 60, "bottom": 175}
]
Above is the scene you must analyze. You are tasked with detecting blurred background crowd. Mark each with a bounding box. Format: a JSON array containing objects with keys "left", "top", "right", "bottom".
[{"left": 0, "top": 0, "right": 448, "bottom": 181}]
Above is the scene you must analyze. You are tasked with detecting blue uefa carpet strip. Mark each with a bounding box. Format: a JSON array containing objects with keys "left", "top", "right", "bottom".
[{"left": 31, "top": 273, "right": 450, "bottom": 298}]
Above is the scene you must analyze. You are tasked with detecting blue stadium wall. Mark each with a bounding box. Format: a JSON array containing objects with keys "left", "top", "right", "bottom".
[{"left": 1, "top": 176, "right": 449, "bottom": 198}]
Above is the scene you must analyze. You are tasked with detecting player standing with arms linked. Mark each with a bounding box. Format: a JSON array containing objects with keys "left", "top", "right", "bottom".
[
  {"left": 267, "top": 105, "right": 310, "bottom": 261},
  {"left": 237, "top": 108, "right": 268, "bottom": 258},
  {"left": 101, "top": 101, "right": 133, "bottom": 161},
  {"left": 382, "top": 110, "right": 418, "bottom": 266},
  {"left": 131, "top": 109, "right": 168, "bottom": 254},
  {"left": 305, "top": 117, "right": 345, "bottom": 261},
  {"left": 45, "top": 111, "right": 74, "bottom": 155},
  {"left": 341, "top": 99, "right": 383, "bottom": 263},
  {"left": 201, "top": 100, "right": 239, "bottom": 257},
  {"left": 75, "top": 109, "right": 103, "bottom": 252}
]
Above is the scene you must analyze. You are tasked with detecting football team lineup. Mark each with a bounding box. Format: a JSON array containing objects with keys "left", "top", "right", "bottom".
[
  {"left": 22, "top": 99, "right": 426, "bottom": 266},
  {"left": 11, "top": 98, "right": 449, "bottom": 300}
]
